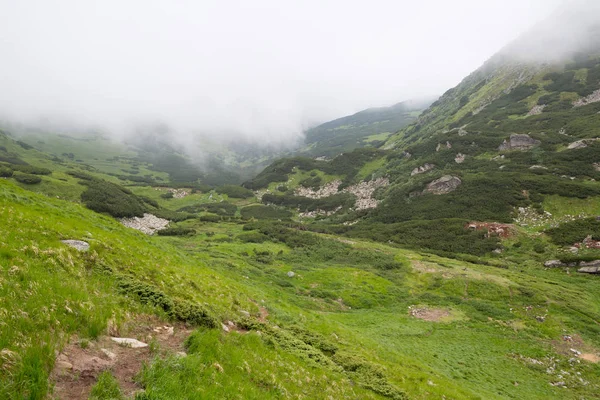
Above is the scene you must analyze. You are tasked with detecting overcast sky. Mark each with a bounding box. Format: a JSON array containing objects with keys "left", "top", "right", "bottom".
[{"left": 0, "top": 0, "right": 567, "bottom": 143}]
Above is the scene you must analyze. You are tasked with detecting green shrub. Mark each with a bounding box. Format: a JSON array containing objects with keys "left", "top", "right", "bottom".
[
  {"left": 178, "top": 202, "right": 237, "bottom": 217},
  {"left": 156, "top": 227, "right": 196, "bottom": 236},
  {"left": 332, "top": 352, "right": 407, "bottom": 400},
  {"left": 13, "top": 172, "right": 42, "bottom": 185},
  {"left": 117, "top": 277, "right": 218, "bottom": 328},
  {"left": 546, "top": 218, "right": 600, "bottom": 246},
  {"left": 215, "top": 185, "right": 254, "bottom": 198},
  {"left": 199, "top": 214, "right": 220, "bottom": 222},
  {"left": 240, "top": 205, "right": 292, "bottom": 220},
  {"left": 237, "top": 232, "right": 269, "bottom": 243},
  {"left": 9, "top": 164, "right": 52, "bottom": 175},
  {"left": 160, "top": 191, "right": 174, "bottom": 199},
  {"left": 0, "top": 166, "right": 13, "bottom": 177},
  {"left": 81, "top": 180, "right": 147, "bottom": 218},
  {"left": 66, "top": 170, "right": 95, "bottom": 180},
  {"left": 152, "top": 209, "right": 195, "bottom": 222},
  {"left": 15, "top": 140, "right": 33, "bottom": 150},
  {"left": 139, "top": 196, "right": 160, "bottom": 209},
  {"left": 262, "top": 192, "right": 355, "bottom": 212}
]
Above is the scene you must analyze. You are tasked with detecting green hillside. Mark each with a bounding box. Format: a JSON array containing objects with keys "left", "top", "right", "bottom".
[
  {"left": 2, "top": 6, "right": 600, "bottom": 400},
  {"left": 301, "top": 100, "right": 430, "bottom": 158}
]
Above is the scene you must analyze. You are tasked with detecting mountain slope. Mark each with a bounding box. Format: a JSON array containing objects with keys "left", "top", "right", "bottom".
[{"left": 301, "top": 99, "right": 431, "bottom": 157}]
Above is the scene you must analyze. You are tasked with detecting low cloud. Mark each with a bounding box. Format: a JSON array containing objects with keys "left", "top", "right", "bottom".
[{"left": 0, "top": 0, "right": 567, "bottom": 158}]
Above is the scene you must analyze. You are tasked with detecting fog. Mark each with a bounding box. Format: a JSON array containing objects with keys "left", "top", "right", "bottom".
[{"left": 0, "top": 0, "right": 579, "bottom": 148}]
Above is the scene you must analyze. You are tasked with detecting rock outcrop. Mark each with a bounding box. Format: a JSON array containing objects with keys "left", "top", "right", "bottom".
[
  {"left": 527, "top": 105, "right": 546, "bottom": 116},
  {"left": 424, "top": 175, "right": 462, "bottom": 195},
  {"left": 296, "top": 177, "right": 390, "bottom": 213},
  {"left": 578, "top": 260, "right": 600, "bottom": 274},
  {"left": 498, "top": 134, "right": 541, "bottom": 151},
  {"left": 61, "top": 240, "right": 90, "bottom": 252},
  {"left": 573, "top": 89, "right": 600, "bottom": 107},
  {"left": 455, "top": 153, "right": 466, "bottom": 164},
  {"left": 120, "top": 213, "right": 169, "bottom": 235},
  {"left": 411, "top": 163, "right": 435, "bottom": 176},
  {"left": 295, "top": 180, "right": 341, "bottom": 199},
  {"left": 567, "top": 138, "right": 599, "bottom": 150}
]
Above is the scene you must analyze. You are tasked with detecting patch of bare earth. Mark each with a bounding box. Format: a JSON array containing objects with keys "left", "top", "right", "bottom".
[
  {"left": 50, "top": 315, "right": 192, "bottom": 400},
  {"left": 408, "top": 306, "right": 450, "bottom": 322},
  {"left": 552, "top": 334, "right": 600, "bottom": 364}
]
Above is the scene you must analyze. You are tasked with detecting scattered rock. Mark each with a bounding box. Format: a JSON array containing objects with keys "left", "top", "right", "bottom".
[
  {"left": 287, "top": 271, "right": 295, "bottom": 278},
  {"left": 100, "top": 348, "right": 117, "bottom": 361},
  {"left": 593, "top": 163, "right": 600, "bottom": 172},
  {"left": 550, "top": 381, "right": 566, "bottom": 387},
  {"left": 498, "top": 134, "right": 541, "bottom": 151},
  {"left": 55, "top": 355, "right": 74, "bottom": 372},
  {"left": 544, "top": 260, "right": 567, "bottom": 268},
  {"left": 578, "top": 266, "right": 600, "bottom": 274},
  {"left": 454, "top": 153, "right": 466, "bottom": 164},
  {"left": 295, "top": 180, "right": 341, "bottom": 199},
  {"left": 61, "top": 240, "right": 90, "bottom": 252},
  {"left": 567, "top": 138, "right": 599, "bottom": 150},
  {"left": 221, "top": 323, "right": 230, "bottom": 333},
  {"left": 110, "top": 338, "right": 148, "bottom": 348},
  {"left": 458, "top": 126, "right": 468, "bottom": 136},
  {"left": 176, "top": 351, "right": 187, "bottom": 358},
  {"left": 527, "top": 104, "right": 546, "bottom": 116},
  {"left": 529, "top": 165, "right": 548, "bottom": 170},
  {"left": 573, "top": 89, "right": 600, "bottom": 107},
  {"left": 120, "top": 213, "right": 169, "bottom": 235},
  {"left": 570, "top": 348, "right": 581, "bottom": 356},
  {"left": 424, "top": 175, "right": 462, "bottom": 195},
  {"left": 240, "top": 310, "right": 251, "bottom": 317},
  {"left": 411, "top": 163, "right": 435, "bottom": 176},
  {"left": 153, "top": 326, "right": 174, "bottom": 336},
  {"left": 467, "top": 222, "right": 515, "bottom": 238}
]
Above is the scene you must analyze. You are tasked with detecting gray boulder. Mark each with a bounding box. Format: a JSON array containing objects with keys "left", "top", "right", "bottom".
[
  {"left": 424, "top": 176, "right": 462, "bottom": 195},
  {"left": 61, "top": 240, "right": 90, "bottom": 252},
  {"left": 411, "top": 163, "right": 435, "bottom": 176},
  {"left": 578, "top": 266, "right": 600, "bottom": 274},
  {"left": 498, "top": 134, "right": 541, "bottom": 151},
  {"left": 544, "top": 260, "right": 566, "bottom": 268}
]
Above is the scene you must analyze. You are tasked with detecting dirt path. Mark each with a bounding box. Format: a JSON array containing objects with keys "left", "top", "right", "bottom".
[{"left": 51, "top": 315, "right": 192, "bottom": 400}]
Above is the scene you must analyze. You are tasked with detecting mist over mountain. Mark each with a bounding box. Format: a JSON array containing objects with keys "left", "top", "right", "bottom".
[{"left": 0, "top": 0, "right": 562, "bottom": 160}]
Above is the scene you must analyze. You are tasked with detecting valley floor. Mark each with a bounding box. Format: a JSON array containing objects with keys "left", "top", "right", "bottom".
[{"left": 1, "top": 179, "right": 600, "bottom": 399}]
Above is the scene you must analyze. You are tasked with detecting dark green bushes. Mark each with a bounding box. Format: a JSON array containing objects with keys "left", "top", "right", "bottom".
[
  {"left": 332, "top": 352, "right": 407, "bottom": 400},
  {"left": 236, "top": 232, "right": 269, "bottom": 243},
  {"left": 240, "top": 205, "right": 292, "bottom": 220},
  {"left": 243, "top": 148, "right": 387, "bottom": 190},
  {"left": 117, "top": 277, "right": 217, "bottom": 327},
  {"left": 13, "top": 173, "right": 42, "bottom": 184},
  {"left": 66, "top": 170, "right": 95, "bottom": 180},
  {"left": 156, "top": 227, "right": 196, "bottom": 236},
  {"left": 199, "top": 214, "right": 221, "bottom": 222},
  {"left": 81, "top": 180, "right": 147, "bottom": 218},
  {"left": 160, "top": 191, "right": 174, "bottom": 199},
  {"left": 151, "top": 209, "right": 195, "bottom": 222},
  {"left": 15, "top": 140, "right": 33, "bottom": 150},
  {"left": 178, "top": 202, "right": 237, "bottom": 217},
  {"left": 8, "top": 164, "right": 52, "bottom": 175},
  {"left": 262, "top": 192, "right": 355, "bottom": 212},
  {"left": 546, "top": 218, "right": 600, "bottom": 246},
  {"left": 215, "top": 185, "right": 254, "bottom": 198},
  {"left": 0, "top": 166, "right": 13, "bottom": 177},
  {"left": 342, "top": 219, "right": 500, "bottom": 256}
]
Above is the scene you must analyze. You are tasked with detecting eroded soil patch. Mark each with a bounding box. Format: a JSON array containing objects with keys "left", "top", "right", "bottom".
[
  {"left": 409, "top": 306, "right": 451, "bottom": 322},
  {"left": 51, "top": 315, "right": 192, "bottom": 400}
]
